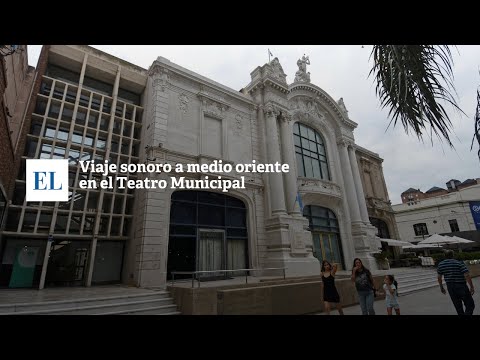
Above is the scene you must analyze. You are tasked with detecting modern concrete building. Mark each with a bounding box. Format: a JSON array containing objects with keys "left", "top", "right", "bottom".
[
  {"left": 0, "top": 45, "right": 395, "bottom": 290},
  {"left": 393, "top": 180, "right": 480, "bottom": 244}
]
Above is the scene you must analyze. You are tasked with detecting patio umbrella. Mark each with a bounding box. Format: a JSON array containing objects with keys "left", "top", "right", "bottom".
[
  {"left": 402, "top": 243, "right": 443, "bottom": 249},
  {"left": 444, "top": 236, "right": 475, "bottom": 244},
  {"left": 417, "top": 234, "right": 452, "bottom": 245},
  {"left": 402, "top": 242, "right": 443, "bottom": 256},
  {"left": 375, "top": 237, "right": 411, "bottom": 247},
  {"left": 439, "top": 235, "right": 475, "bottom": 252}
]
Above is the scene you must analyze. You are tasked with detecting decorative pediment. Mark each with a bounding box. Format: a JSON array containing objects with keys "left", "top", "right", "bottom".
[{"left": 265, "top": 57, "right": 288, "bottom": 85}]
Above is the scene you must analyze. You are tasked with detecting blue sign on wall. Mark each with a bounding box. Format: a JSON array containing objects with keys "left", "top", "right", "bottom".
[{"left": 469, "top": 201, "right": 480, "bottom": 230}]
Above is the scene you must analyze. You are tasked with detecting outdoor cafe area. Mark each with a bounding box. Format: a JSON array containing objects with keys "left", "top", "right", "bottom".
[{"left": 375, "top": 234, "right": 477, "bottom": 269}]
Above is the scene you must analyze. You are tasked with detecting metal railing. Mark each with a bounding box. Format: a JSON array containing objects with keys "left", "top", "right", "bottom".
[{"left": 170, "top": 267, "right": 287, "bottom": 288}]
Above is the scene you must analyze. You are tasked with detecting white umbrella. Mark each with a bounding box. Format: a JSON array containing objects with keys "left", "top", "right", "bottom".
[
  {"left": 444, "top": 236, "right": 474, "bottom": 244},
  {"left": 417, "top": 234, "right": 452, "bottom": 245},
  {"left": 402, "top": 243, "right": 443, "bottom": 249},
  {"left": 375, "top": 237, "right": 411, "bottom": 247}
]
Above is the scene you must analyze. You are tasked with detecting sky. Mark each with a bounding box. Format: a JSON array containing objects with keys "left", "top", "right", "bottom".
[{"left": 26, "top": 45, "right": 479, "bottom": 204}]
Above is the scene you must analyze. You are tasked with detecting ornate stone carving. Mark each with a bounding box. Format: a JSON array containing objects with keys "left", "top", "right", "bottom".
[
  {"left": 337, "top": 97, "right": 349, "bottom": 118},
  {"left": 280, "top": 111, "right": 292, "bottom": 123},
  {"left": 294, "top": 55, "right": 311, "bottom": 83},
  {"left": 178, "top": 93, "right": 189, "bottom": 113},
  {"left": 298, "top": 179, "right": 343, "bottom": 199},
  {"left": 234, "top": 114, "right": 243, "bottom": 135},
  {"left": 202, "top": 99, "right": 226, "bottom": 119},
  {"left": 267, "top": 58, "right": 287, "bottom": 85},
  {"left": 263, "top": 90, "right": 289, "bottom": 109},
  {"left": 264, "top": 103, "right": 277, "bottom": 117},
  {"left": 149, "top": 65, "right": 169, "bottom": 92},
  {"left": 290, "top": 97, "right": 326, "bottom": 122},
  {"left": 336, "top": 138, "right": 352, "bottom": 147}
]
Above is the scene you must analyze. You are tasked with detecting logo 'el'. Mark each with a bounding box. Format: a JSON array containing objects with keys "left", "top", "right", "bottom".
[{"left": 26, "top": 159, "right": 69, "bottom": 202}]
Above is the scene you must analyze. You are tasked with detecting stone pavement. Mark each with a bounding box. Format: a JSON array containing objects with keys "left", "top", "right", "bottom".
[{"left": 316, "top": 276, "right": 480, "bottom": 315}]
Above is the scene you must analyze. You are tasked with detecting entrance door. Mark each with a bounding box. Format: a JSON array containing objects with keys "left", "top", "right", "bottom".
[
  {"left": 312, "top": 232, "right": 343, "bottom": 270},
  {"left": 46, "top": 241, "right": 89, "bottom": 287},
  {"left": 197, "top": 229, "right": 226, "bottom": 280},
  {"left": 9, "top": 246, "right": 40, "bottom": 288}
]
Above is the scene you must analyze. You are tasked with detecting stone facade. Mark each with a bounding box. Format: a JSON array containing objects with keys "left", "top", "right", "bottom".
[
  {"left": 131, "top": 55, "right": 384, "bottom": 287},
  {"left": 356, "top": 146, "right": 399, "bottom": 241},
  {"left": 1, "top": 46, "right": 395, "bottom": 289}
]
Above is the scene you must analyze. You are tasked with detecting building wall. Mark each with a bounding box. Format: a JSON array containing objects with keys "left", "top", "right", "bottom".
[
  {"left": 0, "top": 46, "right": 35, "bottom": 203},
  {"left": 0, "top": 45, "right": 147, "bottom": 289},
  {"left": 356, "top": 147, "right": 399, "bottom": 240},
  {"left": 393, "top": 184, "right": 480, "bottom": 243},
  {"left": 1, "top": 46, "right": 393, "bottom": 289}
]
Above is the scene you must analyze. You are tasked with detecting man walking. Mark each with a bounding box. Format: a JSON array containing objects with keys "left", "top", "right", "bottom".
[{"left": 437, "top": 250, "right": 475, "bottom": 315}]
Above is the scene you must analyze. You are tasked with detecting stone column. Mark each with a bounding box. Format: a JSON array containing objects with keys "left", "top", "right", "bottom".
[
  {"left": 264, "top": 104, "right": 287, "bottom": 215},
  {"left": 279, "top": 114, "right": 301, "bottom": 215},
  {"left": 348, "top": 145, "right": 370, "bottom": 224},
  {"left": 337, "top": 140, "right": 362, "bottom": 223}
]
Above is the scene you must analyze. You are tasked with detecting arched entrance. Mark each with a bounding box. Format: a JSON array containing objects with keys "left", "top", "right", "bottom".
[
  {"left": 303, "top": 205, "right": 344, "bottom": 269},
  {"left": 167, "top": 191, "right": 248, "bottom": 280},
  {"left": 369, "top": 217, "right": 390, "bottom": 239}
]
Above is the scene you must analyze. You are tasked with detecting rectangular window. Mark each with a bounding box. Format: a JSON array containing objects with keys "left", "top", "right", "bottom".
[
  {"left": 449, "top": 219, "right": 460, "bottom": 232},
  {"left": 22, "top": 210, "right": 38, "bottom": 233},
  {"left": 34, "top": 98, "right": 48, "bottom": 115},
  {"left": 55, "top": 213, "right": 68, "bottom": 233},
  {"left": 48, "top": 101, "right": 61, "bottom": 119},
  {"left": 25, "top": 139, "right": 38, "bottom": 157},
  {"left": 413, "top": 223, "right": 429, "bottom": 236},
  {"left": 46, "top": 64, "right": 80, "bottom": 84}
]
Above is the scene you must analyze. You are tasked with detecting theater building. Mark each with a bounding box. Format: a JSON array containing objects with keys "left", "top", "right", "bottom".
[{"left": 0, "top": 45, "right": 395, "bottom": 289}]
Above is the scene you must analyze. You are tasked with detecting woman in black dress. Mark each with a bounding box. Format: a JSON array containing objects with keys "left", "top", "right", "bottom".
[{"left": 321, "top": 260, "right": 344, "bottom": 315}]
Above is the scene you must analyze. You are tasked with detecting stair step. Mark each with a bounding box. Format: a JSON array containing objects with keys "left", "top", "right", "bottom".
[
  {"left": 104, "top": 304, "right": 179, "bottom": 315},
  {"left": 0, "top": 297, "right": 175, "bottom": 315},
  {"left": 398, "top": 279, "right": 444, "bottom": 291},
  {"left": 398, "top": 282, "right": 444, "bottom": 296},
  {"left": 0, "top": 291, "right": 170, "bottom": 313},
  {"left": 395, "top": 276, "right": 439, "bottom": 285}
]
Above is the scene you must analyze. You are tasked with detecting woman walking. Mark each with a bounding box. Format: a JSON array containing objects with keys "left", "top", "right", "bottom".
[{"left": 351, "top": 258, "right": 376, "bottom": 315}]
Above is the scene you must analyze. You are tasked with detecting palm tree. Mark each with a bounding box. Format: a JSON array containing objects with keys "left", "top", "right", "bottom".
[
  {"left": 472, "top": 89, "right": 480, "bottom": 159},
  {"left": 369, "top": 45, "right": 479, "bottom": 153}
]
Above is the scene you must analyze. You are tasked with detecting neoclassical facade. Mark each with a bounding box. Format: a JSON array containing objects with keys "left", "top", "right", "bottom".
[
  {"left": 0, "top": 46, "right": 389, "bottom": 289},
  {"left": 131, "top": 54, "right": 381, "bottom": 287},
  {"left": 356, "top": 146, "right": 399, "bottom": 242}
]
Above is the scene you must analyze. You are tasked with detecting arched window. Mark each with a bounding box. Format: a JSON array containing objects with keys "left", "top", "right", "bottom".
[
  {"left": 293, "top": 122, "right": 330, "bottom": 180},
  {"left": 303, "top": 205, "right": 343, "bottom": 268},
  {"left": 369, "top": 217, "right": 391, "bottom": 239}
]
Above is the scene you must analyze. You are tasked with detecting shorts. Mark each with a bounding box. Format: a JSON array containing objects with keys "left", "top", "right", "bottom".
[{"left": 386, "top": 299, "right": 400, "bottom": 309}]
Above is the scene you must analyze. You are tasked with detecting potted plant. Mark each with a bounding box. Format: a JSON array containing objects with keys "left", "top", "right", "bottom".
[{"left": 373, "top": 250, "right": 391, "bottom": 270}]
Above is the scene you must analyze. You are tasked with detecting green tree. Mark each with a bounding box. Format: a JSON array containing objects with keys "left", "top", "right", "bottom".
[{"left": 369, "top": 45, "right": 479, "bottom": 155}]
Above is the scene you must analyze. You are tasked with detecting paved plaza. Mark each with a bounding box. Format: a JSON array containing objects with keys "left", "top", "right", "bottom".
[{"left": 317, "top": 276, "right": 480, "bottom": 315}]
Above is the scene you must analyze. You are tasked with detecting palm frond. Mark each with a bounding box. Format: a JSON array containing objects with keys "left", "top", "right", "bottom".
[
  {"left": 470, "top": 88, "right": 480, "bottom": 160},
  {"left": 370, "top": 45, "right": 464, "bottom": 147}
]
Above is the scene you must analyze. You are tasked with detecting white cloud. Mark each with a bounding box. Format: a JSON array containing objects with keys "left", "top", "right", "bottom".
[{"left": 27, "top": 45, "right": 480, "bottom": 204}]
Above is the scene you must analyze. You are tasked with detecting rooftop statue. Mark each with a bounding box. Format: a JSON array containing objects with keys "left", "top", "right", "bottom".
[
  {"left": 294, "top": 55, "right": 311, "bottom": 83},
  {"left": 337, "top": 97, "right": 349, "bottom": 117}
]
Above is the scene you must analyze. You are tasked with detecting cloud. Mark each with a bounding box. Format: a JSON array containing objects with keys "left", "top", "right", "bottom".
[{"left": 27, "top": 45, "right": 479, "bottom": 204}]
